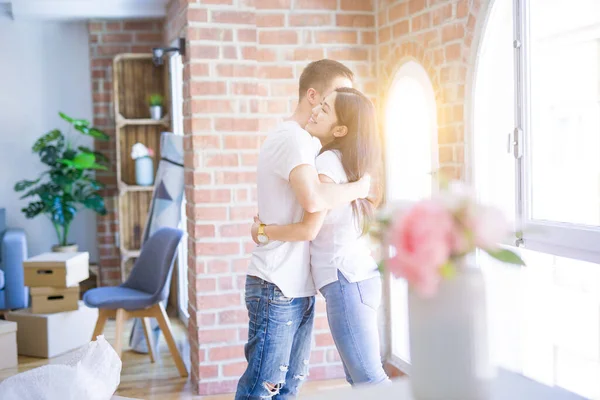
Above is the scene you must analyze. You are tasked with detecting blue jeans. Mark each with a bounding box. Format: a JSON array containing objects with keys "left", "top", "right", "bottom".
[
  {"left": 235, "top": 275, "right": 315, "bottom": 400},
  {"left": 320, "top": 272, "right": 390, "bottom": 386}
]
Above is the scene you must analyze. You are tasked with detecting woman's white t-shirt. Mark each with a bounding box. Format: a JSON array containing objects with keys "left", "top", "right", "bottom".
[{"left": 310, "top": 150, "right": 380, "bottom": 290}]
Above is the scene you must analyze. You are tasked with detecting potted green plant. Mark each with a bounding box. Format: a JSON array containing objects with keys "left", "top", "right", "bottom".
[
  {"left": 148, "top": 94, "right": 164, "bottom": 120},
  {"left": 14, "top": 112, "right": 110, "bottom": 252}
]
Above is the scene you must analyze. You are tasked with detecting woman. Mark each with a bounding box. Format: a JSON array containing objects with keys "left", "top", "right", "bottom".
[{"left": 252, "top": 87, "right": 389, "bottom": 386}]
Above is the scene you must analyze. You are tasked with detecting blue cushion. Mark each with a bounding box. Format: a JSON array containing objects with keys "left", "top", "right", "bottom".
[
  {"left": 83, "top": 286, "right": 154, "bottom": 310},
  {"left": 0, "top": 269, "right": 4, "bottom": 290}
]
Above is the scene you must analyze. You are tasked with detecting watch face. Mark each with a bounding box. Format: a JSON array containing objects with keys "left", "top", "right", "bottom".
[{"left": 258, "top": 234, "right": 268, "bottom": 244}]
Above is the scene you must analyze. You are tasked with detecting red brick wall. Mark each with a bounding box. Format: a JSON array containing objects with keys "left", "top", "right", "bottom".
[
  {"left": 377, "top": 0, "right": 480, "bottom": 180},
  {"left": 88, "top": 19, "right": 165, "bottom": 285},
  {"left": 165, "top": 0, "right": 377, "bottom": 395}
]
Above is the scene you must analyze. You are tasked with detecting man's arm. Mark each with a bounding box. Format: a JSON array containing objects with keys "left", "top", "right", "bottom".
[
  {"left": 252, "top": 211, "right": 327, "bottom": 243},
  {"left": 251, "top": 174, "right": 334, "bottom": 243},
  {"left": 289, "top": 164, "right": 370, "bottom": 213}
]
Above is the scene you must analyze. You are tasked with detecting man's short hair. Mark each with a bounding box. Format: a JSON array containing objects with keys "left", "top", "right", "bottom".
[{"left": 298, "top": 59, "right": 354, "bottom": 100}]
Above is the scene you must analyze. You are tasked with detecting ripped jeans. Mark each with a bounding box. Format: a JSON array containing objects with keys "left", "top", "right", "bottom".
[{"left": 235, "top": 275, "right": 315, "bottom": 400}]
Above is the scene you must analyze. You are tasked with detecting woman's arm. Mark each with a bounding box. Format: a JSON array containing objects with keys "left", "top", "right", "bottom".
[{"left": 252, "top": 174, "right": 334, "bottom": 243}]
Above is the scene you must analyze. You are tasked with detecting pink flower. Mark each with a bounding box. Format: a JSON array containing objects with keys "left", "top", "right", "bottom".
[{"left": 386, "top": 200, "right": 454, "bottom": 297}]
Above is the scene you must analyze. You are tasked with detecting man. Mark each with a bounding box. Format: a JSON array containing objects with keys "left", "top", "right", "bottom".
[{"left": 235, "top": 60, "right": 371, "bottom": 400}]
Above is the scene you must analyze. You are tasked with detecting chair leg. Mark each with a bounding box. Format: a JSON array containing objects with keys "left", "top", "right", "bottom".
[
  {"left": 152, "top": 303, "right": 188, "bottom": 377},
  {"left": 113, "top": 308, "right": 128, "bottom": 359},
  {"left": 91, "top": 309, "right": 110, "bottom": 341},
  {"left": 141, "top": 317, "right": 156, "bottom": 363}
]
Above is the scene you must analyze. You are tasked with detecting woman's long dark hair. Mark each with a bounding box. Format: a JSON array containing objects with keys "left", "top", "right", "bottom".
[{"left": 319, "top": 87, "right": 383, "bottom": 235}]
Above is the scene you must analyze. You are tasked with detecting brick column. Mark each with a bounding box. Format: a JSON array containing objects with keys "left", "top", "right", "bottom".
[{"left": 165, "top": 0, "right": 377, "bottom": 394}]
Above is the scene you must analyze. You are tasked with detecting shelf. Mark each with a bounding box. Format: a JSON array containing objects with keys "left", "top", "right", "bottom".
[
  {"left": 117, "top": 124, "right": 162, "bottom": 186},
  {"left": 113, "top": 53, "right": 171, "bottom": 282},
  {"left": 119, "top": 183, "right": 154, "bottom": 193},
  {"left": 121, "top": 249, "right": 141, "bottom": 259},
  {"left": 118, "top": 191, "right": 152, "bottom": 252},
  {"left": 116, "top": 115, "right": 170, "bottom": 127}
]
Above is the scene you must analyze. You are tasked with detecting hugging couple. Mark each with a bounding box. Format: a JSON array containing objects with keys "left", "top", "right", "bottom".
[{"left": 235, "top": 59, "right": 389, "bottom": 400}]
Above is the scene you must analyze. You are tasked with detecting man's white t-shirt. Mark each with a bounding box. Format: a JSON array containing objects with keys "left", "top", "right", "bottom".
[
  {"left": 310, "top": 150, "right": 380, "bottom": 290},
  {"left": 247, "top": 120, "right": 322, "bottom": 298}
]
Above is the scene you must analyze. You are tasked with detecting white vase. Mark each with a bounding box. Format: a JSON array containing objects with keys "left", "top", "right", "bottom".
[
  {"left": 135, "top": 156, "right": 154, "bottom": 186},
  {"left": 149, "top": 105, "right": 162, "bottom": 120},
  {"left": 408, "top": 258, "right": 493, "bottom": 400}
]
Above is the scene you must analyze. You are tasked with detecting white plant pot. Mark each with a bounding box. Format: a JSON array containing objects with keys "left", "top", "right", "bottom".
[
  {"left": 149, "top": 105, "right": 162, "bottom": 120},
  {"left": 135, "top": 156, "right": 154, "bottom": 186},
  {"left": 408, "top": 258, "right": 493, "bottom": 400}
]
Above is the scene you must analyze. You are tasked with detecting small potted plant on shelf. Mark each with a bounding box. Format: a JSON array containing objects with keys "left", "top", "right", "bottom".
[
  {"left": 14, "top": 112, "right": 110, "bottom": 252},
  {"left": 131, "top": 142, "right": 155, "bottom": 186},
  {"left": 148, "top": 94, "right": 164, "bottom": 121}
]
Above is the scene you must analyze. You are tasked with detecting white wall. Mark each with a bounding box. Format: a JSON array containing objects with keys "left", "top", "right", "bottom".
[{"left": 0, "top": 20, "right": 99, "bottom": 261}]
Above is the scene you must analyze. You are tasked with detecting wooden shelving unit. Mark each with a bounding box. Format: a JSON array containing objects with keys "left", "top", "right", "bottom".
[{"left": 113, "top": 53, "right": 171, "bottom": 280}]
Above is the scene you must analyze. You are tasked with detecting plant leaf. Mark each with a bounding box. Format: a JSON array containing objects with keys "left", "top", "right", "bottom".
[
  {"left": 59, "top": 153, "right": 96, "bottom": 170},
  {"left": 440, "top": 261, "right": 457, "bottom": 279},
  {"left": 88, "top": 127, "right": 110, "bottom": 141},
  {"left": 32, "top": 129, "right": 62, "bottom": 153},
  {"left": 59, "top": 112, "right": 90, "bottom": 127},
  {"left": 40, "top": 146, "right": 59, "bottom": 165},
  {"left": 78, "top": 146, "right": 109, "bottom": 163},
  {"left": 50, "top": 196, "right": 76, "bottom": 226},
  {"left": 81, "top": 176, "right": 105, "bottom": 190},
  {"left": 72, "top": 153, "right": 96, "bottom": 169},
  {"left": 484, "top": 248, "right": 526, "bottom": 266},
  {"left": 14, "top": 179, "right": 40, "bottom": 192},
  {"left": 74, "top": 125, "right": 109, "bottom": 141},
  {"left": 22, "top": 202, "right": 46, "bottom": 219},
  {"left": 89, "top": 163, "right": 108, "bottom": 170},
  {"left": 82, "top": 194, "right": 107, "bottom": 215}
]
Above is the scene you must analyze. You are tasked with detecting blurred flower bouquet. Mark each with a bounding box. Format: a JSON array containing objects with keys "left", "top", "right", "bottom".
[
  {"left": 131, "top": 142, "right": 154, "bottom": 160},
  {"left": 373, "top": 181, "right": 525, "bottom": 297},
  {"left": 373, "top": 180, "right": 526, "bottom": 399}
]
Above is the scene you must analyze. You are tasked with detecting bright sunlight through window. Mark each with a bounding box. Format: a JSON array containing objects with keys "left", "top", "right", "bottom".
[{"left": 385, "top": 61, "right": 438, "bottom": 368}]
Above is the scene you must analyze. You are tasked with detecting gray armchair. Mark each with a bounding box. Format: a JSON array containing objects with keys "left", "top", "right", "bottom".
[{"left": 0, "top": 208, "right": 29, "bottom": 311}]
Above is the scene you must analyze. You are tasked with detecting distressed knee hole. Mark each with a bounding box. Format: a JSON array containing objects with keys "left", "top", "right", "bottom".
[{"left": 262, "top": 382, "right": 282, "bottom": 397}]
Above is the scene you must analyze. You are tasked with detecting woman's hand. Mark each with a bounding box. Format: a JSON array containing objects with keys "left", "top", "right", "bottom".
[{"left": 251, "top": 215, "right": 263, "bottom": 244}]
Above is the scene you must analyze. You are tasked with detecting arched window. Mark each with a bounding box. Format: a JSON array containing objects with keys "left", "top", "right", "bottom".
[{"left": 384, "top": 60, "right": 438, "bottom": 368}]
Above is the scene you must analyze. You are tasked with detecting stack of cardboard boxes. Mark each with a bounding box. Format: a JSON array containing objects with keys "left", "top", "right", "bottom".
[
  {"left": 6, "top": 252, "right": 98, "bottom": 358},
  {"left": 25, "top": 252, "right": 89, "bottom": 314}
]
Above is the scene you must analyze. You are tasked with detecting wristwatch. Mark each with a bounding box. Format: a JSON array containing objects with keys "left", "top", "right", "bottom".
[{"left": 257, "top": 223, "right": 269, "bottom": 244}]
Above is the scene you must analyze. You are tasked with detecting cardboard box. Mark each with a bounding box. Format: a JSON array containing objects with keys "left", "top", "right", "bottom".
[
  {"left": 6, "top": 302, "right": 98, "bottom": 358},
  {"left": 0, "top": 320, "right": 18, "bottom": 370},
  {"left": 30, "top": 286, "right": 80, "bottom": 314},
  {"left": 23, "top": 252, "right": 89, "bottom": 288}
]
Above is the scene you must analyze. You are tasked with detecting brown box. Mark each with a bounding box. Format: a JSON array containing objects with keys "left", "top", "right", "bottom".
[
  {"left": 23, "top": 252, "right": 89, "bottom": 288},
  {"left": 5, "top": 302, "right": 98, "bottom": 358},
  {"left": 30, "top": 286, "right": 80, "bottom": 314},
  {"left": 0, "top": 320, "right": 18, "bottom": 370}
]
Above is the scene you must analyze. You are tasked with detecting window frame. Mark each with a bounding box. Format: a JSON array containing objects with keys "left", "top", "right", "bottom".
[
  {"left": 167, "top": 48, "right": 188, "bottom": 325},
  {"left": 515, "top": 0, "right": 600, "bottom": 264}
]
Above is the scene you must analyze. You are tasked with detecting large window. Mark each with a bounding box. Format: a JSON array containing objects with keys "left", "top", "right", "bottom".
[
  {"left": 384, "top": 61, "right": 438, "bottom": 369},
  {"left": 518, "top": 0, "right": 600, "bottom": 262},
  {"left": 473, "top": 1, "right": 600, "bottom": 398}
]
